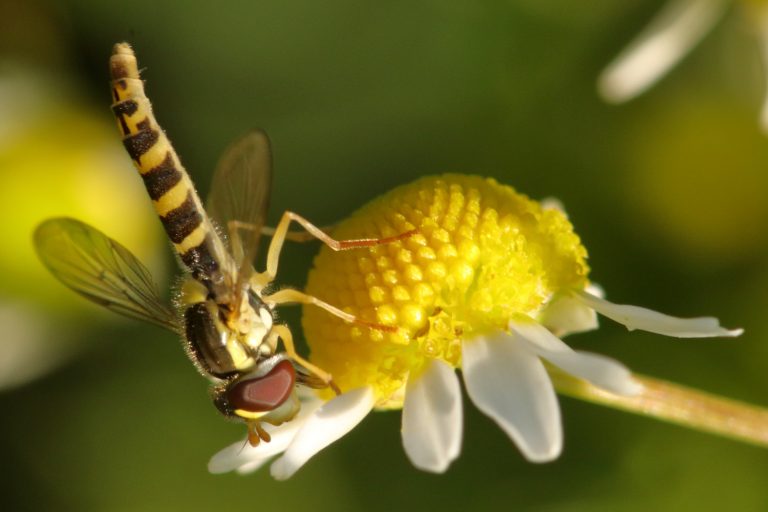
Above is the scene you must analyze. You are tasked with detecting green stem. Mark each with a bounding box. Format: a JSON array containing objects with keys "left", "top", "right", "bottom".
[{"left": 551, "top": 370, "right": 768, "bottom": 448}]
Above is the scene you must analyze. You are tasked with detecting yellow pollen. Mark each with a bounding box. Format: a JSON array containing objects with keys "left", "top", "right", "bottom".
[{"left": 303, "top": 174, "right": 590, "bottom": 407}]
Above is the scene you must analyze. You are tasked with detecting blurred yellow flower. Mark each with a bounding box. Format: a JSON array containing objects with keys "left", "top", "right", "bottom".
[
  {"left": 0, "top": 66, "right": 163, "bottom": 388},
  {"left": 623, "top": 96, "right": 768, "bottom": 264}
]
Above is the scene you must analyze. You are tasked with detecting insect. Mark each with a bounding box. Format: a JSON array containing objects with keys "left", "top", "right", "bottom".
[{"left": 34, "top": 42, "right": 412, "bottom": 446}]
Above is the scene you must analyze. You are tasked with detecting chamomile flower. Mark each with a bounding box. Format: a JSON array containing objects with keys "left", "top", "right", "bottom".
[
  {"left": 598, "top": 0, "right": 768, "bottom": 131},
  {"left": 210, "top": 175, "right": 740, "bottom": 479}
]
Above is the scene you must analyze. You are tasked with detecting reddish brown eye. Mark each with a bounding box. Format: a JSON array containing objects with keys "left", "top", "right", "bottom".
[{"left": 226, "top": 360, "right": 296, "bottom": 412}]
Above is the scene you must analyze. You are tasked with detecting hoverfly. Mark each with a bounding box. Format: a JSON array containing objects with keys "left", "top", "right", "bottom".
[{"left": 34, "top": 42, "right": 411, "bottom": 446}]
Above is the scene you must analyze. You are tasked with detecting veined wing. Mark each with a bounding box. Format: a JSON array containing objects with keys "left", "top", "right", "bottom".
[
  {"left": 207, "top": 130, "right": 272, "bottom": 279},
  {"left": 34, "top": 217, "right": 179, "bottom": 332}
]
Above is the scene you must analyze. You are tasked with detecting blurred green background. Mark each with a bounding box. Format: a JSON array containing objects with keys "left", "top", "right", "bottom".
[{"left": 1, "top": 0, "right": 767, "bottom": 510}]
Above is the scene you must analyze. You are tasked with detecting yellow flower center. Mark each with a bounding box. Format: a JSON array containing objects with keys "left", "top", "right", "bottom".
[{"left": 303, "top": 175, "right": 589, "bottom": 407}]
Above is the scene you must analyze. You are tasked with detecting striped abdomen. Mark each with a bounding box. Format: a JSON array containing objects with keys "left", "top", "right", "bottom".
[{"left": 109, "top": 42, "right": 227, "bottom": 281}]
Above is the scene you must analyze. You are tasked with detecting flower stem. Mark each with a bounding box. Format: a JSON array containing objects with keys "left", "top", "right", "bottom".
[{"left": 550, "top": 370, "right": 768, "bottom": 448}]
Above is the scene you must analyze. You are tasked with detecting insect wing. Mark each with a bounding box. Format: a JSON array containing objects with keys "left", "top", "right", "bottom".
[
  {"left": 34, "top": 217, "right": 178, "bottom": 332},
  {"left": 207, "top": 130, "right": 272, "bottom": 274}
]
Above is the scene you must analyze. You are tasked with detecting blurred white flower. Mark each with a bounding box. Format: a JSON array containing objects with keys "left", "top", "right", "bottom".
[{"left": 599, "top": 1, "right": 768, "bottom": 131}]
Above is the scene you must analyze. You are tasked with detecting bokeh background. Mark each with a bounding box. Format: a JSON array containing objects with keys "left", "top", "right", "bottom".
[{"left": 1, "top": 1, "right": 767, "bottom": 510}]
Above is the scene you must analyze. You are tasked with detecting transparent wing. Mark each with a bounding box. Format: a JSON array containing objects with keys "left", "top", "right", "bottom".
[
  {"left": 207, "top": 130, "right": 272, "bottom": 276},
  {"left": 34, "top": 217, "right": 179, "bottom": 332}
]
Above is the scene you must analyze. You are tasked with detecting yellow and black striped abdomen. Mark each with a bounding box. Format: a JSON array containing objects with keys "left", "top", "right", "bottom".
[{"left": 109, "top": 42, "right": 226, "bottom": 279}]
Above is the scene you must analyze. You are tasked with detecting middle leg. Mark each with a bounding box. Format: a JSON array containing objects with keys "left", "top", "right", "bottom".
[{"left": 264, "top": 288, "right": 398, "bottom": 333}]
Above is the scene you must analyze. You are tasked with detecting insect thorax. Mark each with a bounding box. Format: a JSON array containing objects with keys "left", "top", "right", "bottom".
[{"left": 180, "top": 276, "right": 274, "bottom": 378}]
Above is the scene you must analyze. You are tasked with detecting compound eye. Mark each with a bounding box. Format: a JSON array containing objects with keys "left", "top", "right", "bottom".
[{"left": 226, "top": 360, "right": 296, "bottom": 412}]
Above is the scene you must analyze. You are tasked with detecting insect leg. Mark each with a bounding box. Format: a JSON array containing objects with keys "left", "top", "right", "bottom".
[
  {"left": 268, "top": 324, "right": 341, "bottom": 394},
  {"left": 264, "top": 288, "right": 398, "bottom": 333},
  {"left": 225, "top": 219, "right": 318, "bottom": 266},
  {"left": 228, "top": 220, "right": 335, "bottom": 244},
  {"left": 261, "top": 210, "right": 416, "bottom": 282},
  {"left": 260, "top": 224, "right": 336, "bottom": 242}
]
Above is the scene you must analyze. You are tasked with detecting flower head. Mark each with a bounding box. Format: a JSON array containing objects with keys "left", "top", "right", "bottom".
[{"left": 210, "top": 175, "right": 741, "bottom": 479}]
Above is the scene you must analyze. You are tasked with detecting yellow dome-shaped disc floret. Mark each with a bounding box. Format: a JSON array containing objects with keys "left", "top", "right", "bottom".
[{"left": 303, "top": 175, "right": 590, "bottom": 406}]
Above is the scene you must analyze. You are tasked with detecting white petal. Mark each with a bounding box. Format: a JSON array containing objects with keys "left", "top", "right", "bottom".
[
  {"left": 269, "top": 387, "right": 375, "bottom": 480},
  {"left": 585, "top": 283, "right": 605, "bottom": 299},
  {"left": 401, "top": 359, "right": 463, "bottom": 473},
  {"left": 512, "top": 322, "right": 642, "bottom": 396},
  {"left": 462, "top": 332, "right": 562, "bottom": 463},
  {"left": 597, "top": 0, "right": 727, "bottom": 102},
  {"left": 540, "top": 197, "right": 566, "bottom": 214},
  {"left": 235, "top": 459, "right": 272, "bottom": 475},
  {"left": 208, "top": 396, "right": 323, "bottom": 474},
  {"left": 540, "top": 293, "right": 599, "bottom": 336},
  {"left": 208, "top": 424, "right": 299, "bottom": 474},
  {"left": 577, "top": 291, "right": 743, "bottom": 338}
]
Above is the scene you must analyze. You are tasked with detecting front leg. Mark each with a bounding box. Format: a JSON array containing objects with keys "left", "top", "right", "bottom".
[
  {"left": 257, "top": 210, "right": 416, "bottom": 285},
  {"left": 267, "top": 324, "right": 341, "bottom": 395}
]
